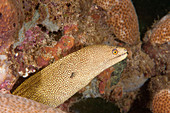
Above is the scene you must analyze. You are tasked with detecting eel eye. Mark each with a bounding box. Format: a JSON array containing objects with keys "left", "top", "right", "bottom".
[{"left": 112, "top": 49, "right": 118, "bottom": 55}]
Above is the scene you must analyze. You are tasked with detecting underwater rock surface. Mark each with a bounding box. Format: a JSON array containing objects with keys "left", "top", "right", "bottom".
[{"left": 0, "top": 0, "right": 169, "bottom": 113}]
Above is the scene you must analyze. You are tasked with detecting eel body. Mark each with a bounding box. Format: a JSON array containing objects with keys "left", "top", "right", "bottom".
[
  {"left": 0, "top": 93, "right": 65, "bottom": 113},
  {"left": 13, "top": 45, "right": 127, "bottom": 107}
]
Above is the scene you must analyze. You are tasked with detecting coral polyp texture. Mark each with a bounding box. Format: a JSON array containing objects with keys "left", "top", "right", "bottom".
[
  {"left": 0, "top": 93, "right": 66, "bottom": 113},
  {"left": 93, "top": 0, "right": 140, "bottom": 45},
  {"left": 152, "top": 89, "right": 170, "bottom": 113},
  {"left": 143, "top": 14, "right": 170, "bottom": 75},
  {"left": 149, "top": 14, "right": 170, "bottom": 44},
  {"left": 0, "top": 0, "right": 23, "bottom": 53}
]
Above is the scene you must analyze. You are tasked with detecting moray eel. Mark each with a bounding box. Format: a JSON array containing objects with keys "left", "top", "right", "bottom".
[{"left": 13, "top": 45, "right": 127, "bottom": 107}]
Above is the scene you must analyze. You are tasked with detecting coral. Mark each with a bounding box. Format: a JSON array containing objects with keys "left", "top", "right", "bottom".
[
  {"left": 0, "top": 93, "right": 66, "bottom": 113},
  {"left": 12, "top": 22, "right": 75, "bottom": 77},
  {"left": 76, "top": 4, "right": 114, "bottom": 46},
  {"left": 110, "top": 90, "right": 137, "bottom": 113},
  {"left": 93, "top": 0, "right": 140, "bottom": 45},
  {"left": 97, "top": 67, "right": 114, "bottom": 94},
  {"left": 109, "top": 85, "right": 123, "bottom": 101},
  {"left": 41, "top": 35, "right": 75, "bottom": 61},
  {"left": 38, "top": 4, "right": 48, "bottom": 23},
  {"left": 152, "top": 89, "right": 170, "bottom": 113},
  {"left": 44, "top": 0, "right": 81, "bottom": 28},
  {"left": 10, "top": 8, "right": 79, "bottom": 78},
  {"left": 120, "top": 44, "right": 154, "bottom": 92},
  {"left": 63, "top": 24, "right": 78, "bottom": 35},
  {"left": 35, "top": 24, "right": 76, "bottom": 66},
  {"left": 0, "top": 0, "right": 24, "bottom": 53},
  {"left": 35, "top": 0, "right": 130, "bottom": 47},
  {"left": 0, "top": 0, "right": 24, "bottom": 93},
  {"left": 40, "top": 0, "right": 114, "bottom": 46},
  {"left": 149, "top": 14, "right": 170, "bottom": 44},
  {"left": 0, "top": 55, "right": 16, "bottom": 91},
  {"left": 142, "top": 42, "right": 169, "bottom": 75},
  {"left": 148, "top": 75, "right": 169, "bottom": 92},
  {"left": 21, "top": 0, "right": 39, "bottom": 22},
  {"left": 12, "top": 26, "right": 49, "bottom": 77},
  {"left": 143, "top": 14, "right": 170, "bottom": 75},
  {"left": 147, "top": 74, "right": 169, "bottom": 111},
  {"left": 2, "top": 0, "right": 167, "bottom": 112},
  {"left": 13, "top": 25, "right": 74, "bottom": 77}
]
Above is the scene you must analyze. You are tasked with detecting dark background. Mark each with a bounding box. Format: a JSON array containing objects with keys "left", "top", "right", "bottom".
[{"left": 132, "top": 0, "right": 170, "bottom": 39}]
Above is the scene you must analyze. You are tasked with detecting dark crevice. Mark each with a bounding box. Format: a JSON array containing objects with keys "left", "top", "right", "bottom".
[
  {"left": 0, "top": 12, "right": 2, "bottom": 18},
  {"left": 128, "top": 79, "right": 152, "bottom": 113},
  {"left": 66, "top": 3, "right": 71, "bottom": 7},
  {"left": 41, "top": 26, "right": 47, "bottom": 32},
  {"left": 37, "top": 24, "right": 47, "bottom": 32},
  {"left": 13, "top": 23, "right": 16, "bottom": 27},
  {"left": 132, "top": 0, "right": 170, "bottom": 40},
  {"left": 53, "top": 30, "right": 62, "bottom": 41},
  {"left": 37, "top": 24, "right": 43, "bottom": 28},
  {"left": 35, "top": 3, "right": 40, "bottom": 10},
  {"left": 114, "top": 38, "right": 126, "bottom": 45}
]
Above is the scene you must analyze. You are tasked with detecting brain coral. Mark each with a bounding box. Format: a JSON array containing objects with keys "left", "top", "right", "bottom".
[
  {"left": 0, "top": 93, "right": 66, "bottom": 113},
  {"left": 152, "top": 89, "right": 170, "bottom": 113},
  {"left": 93, "top": 0, "right": 140, "bottom": 45},
  {"left": 143, "top": 14, "right": 170, "bottom": 75},
  {"left": 149, "top": 14, "right": 170, "bottom": 44},
  {"left": 0, "top": 0, "right": 23, "bottom": 53}
]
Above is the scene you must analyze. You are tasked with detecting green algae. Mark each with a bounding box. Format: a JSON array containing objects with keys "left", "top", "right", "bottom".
[{"left": 111, "top": 59, "right": 127, "bottom": 86}]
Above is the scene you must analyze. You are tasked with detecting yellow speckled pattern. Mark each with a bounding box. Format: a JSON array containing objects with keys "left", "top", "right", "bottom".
[
  {"left": 0, "top": 93, "right": 65, "bottom": 113},
  {"left": 13, "top": 45, "right": 127, "bottom": 107}
]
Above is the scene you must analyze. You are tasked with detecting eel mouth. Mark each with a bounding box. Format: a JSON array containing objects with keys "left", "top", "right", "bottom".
[
  {"left": 114, "top": 52, "right": 128, "bottom": 59},
  {"left": 92, "top": 50, "right": 128, "bottom": 77},
  {"left": 104, "top": 51, "right": 128, "bottom": 65}
]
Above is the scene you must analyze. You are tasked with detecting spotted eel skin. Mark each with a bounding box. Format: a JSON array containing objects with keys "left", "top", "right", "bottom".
[{"left": 13, "top": 45, "right": 127, "bottom": 107}]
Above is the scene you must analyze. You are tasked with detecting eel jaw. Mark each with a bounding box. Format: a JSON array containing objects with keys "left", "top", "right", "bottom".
[
  {"left": 95, "top": 50, "right": 128, "bottom": 76},
  {"left": 107, "top": 50, "right": 128, "bottom": 65}
]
